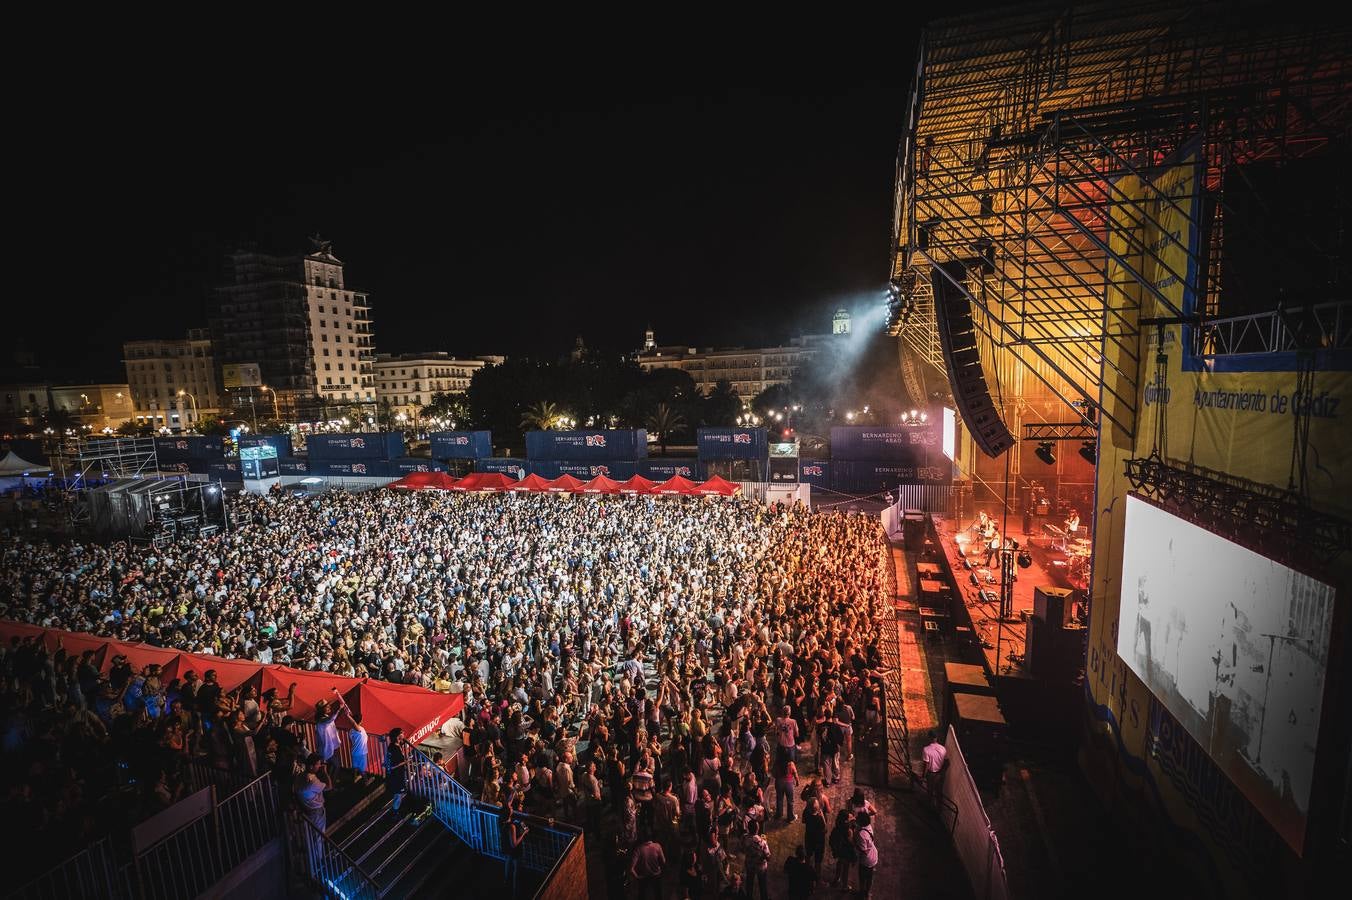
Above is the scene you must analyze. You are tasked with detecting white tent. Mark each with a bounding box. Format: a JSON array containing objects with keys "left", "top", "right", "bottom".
[{"left": 0, "top": 451, "right": 51, "bottom": 477}]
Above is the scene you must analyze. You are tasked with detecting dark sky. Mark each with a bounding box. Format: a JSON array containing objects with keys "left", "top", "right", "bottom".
[{"left": 12, "top": 20, "right": 988, "bottom": 382}]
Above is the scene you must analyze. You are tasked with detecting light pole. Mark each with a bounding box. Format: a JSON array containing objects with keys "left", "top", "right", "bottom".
[
  {"left": 260, "top": 385, "right": 280, "bottom": 423},
  {"left": 177, "top": 389, "right": 198, "bottom": 430}
]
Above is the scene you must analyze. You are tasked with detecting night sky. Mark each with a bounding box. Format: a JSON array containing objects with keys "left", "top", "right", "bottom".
[{"left": 11, "top": 19, "right": 997, "bottom": 382}]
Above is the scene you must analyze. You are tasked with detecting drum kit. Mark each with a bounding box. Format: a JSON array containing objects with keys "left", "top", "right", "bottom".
[{"left": 1067, "top": 538, "right": 1092, "bottom": 585}]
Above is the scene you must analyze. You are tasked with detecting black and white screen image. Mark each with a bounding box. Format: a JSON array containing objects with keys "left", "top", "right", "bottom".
[{"left": 1117, "top": 495, "right": 1336, "bottom": 852}]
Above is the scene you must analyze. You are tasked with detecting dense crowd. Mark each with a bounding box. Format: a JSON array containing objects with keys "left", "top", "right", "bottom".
[{"left": 2, "top": 488, "right": 892, "bottom": 896}]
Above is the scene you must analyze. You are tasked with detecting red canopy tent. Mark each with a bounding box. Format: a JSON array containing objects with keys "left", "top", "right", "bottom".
[
  {"left": 616, "top": 475, "right": 656, "bottom": 494},
  {"left": 547, "top": 474, "right": 584, "bottom": 493},
  {"left": 348, "top": 680, "right": 465, "bottom": 743},
  {"left": 261, "top": 665, "right": 364, "bottom": 721},
  {"left": 43, "top": 629, "right": 111, "bottom": 666},
  {"left": 651, "top": 474, "right": 700, "bottom": 495},
  {"left": 474, "top": 472, "right": 515, "bottom": 492},
  {"left": 450, "top": 472, "right": 484, "bottom": 491},
  {"left": 580, "top": 474, "right": 621, "bottom": 494},
  {"left": 388, "top": 471, "right": 458, "bottom": 491},
  {"left": 506, "top": 473, "right": 552, "bottom": 492},
  {"left": 102, "top": 640, "right": 184, "bottom": 680},
  {"left": 693, "top": 475, "right": 741, "bottom": 496},
  {"left": 0, "top": 621, "right": 46, "bottom": 644},
  {"left": 178, "top": 653, "right": 266, "bottom": 693}
]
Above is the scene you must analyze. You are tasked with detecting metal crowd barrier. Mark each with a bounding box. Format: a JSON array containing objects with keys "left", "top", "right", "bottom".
[{"left": 292, "top": 815, "right": 381, "bottom": 900}]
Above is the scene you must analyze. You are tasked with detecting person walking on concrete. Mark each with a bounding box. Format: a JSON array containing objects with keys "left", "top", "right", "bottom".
[{"left": 855, "top": 811, "right": 880, "bottom": 898}]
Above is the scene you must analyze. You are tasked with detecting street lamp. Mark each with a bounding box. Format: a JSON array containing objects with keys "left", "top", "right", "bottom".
[
  {"left": 178, "top": 389, "right": 198, "bottom": 430},
  {"left": 260, "top": 385, "right": 280, "bottom": 422}
]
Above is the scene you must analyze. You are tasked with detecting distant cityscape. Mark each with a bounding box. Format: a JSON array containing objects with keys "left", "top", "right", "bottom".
[{"left": 1, "top": 237, "right": 853, "bottom": 436}]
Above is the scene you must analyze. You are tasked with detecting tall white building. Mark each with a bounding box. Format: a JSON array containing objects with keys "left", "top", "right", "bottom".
[
  {"left": 374, "top": 352, "right": 505, "bottom": 421},
  {"left": 123, "top": 328, "right": 221, "bottom": 429},
  {"left": 210, "top": 236, "right": 376, "bottom": 422}
]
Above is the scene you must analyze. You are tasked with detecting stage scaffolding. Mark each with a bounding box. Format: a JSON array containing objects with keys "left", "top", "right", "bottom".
[
  {"left": 50, "top": 436, "right": 163, "bottom": 529},
  {"left": 889, "top": 1, "right": 1352, "bottom": 443}
]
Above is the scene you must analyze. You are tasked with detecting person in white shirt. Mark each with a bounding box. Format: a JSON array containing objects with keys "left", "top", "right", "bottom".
[
  {"left": 295, "top": 753, "right": 333, "bottom": 833},
  {"left": 315, "top": 699, "right": 341, "bottom": 764},
  {"left": 921, "top": 732, "right": 948, "bottom": 804}
]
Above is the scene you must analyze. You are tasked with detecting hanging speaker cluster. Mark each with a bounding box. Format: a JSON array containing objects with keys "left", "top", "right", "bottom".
[{"left": 932, "top": 260, "right": 1015, "bottom": 457}]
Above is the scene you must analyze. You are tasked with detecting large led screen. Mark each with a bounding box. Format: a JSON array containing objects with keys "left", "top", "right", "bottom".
[
  {"left": 1117, "top": 495, "right": 1336, "bottom": 853},
  {"left": 941, "top": 407, "right": 956, "bottom": 461}
]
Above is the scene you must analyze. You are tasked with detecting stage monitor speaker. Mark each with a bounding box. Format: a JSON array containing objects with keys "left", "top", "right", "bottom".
[
  {"left": 932, "top": 260, "right": 1015, "bottom": 458},
  {"left": 1033, "top": 586, "right": 1074, "bottom": 628},
  {"left": 1026, "top": 618, "right": 1084, "bottom": 680}
]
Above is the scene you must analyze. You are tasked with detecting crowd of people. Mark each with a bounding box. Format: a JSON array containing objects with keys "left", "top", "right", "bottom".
[{"left": 1, "top": 487, "right": 894, "bottom": 895}]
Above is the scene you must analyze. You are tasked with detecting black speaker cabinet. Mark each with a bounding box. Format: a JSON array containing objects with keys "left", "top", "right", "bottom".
[{"left": 1033, "top": 586, "right": 1074, "bottom": 628}]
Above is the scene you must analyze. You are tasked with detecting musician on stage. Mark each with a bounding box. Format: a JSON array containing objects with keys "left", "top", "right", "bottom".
[{"left": 1064, "top": 509, "right": 1080, "bottom": 537}]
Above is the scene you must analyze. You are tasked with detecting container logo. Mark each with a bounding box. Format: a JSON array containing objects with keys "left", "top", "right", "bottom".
[
  {"left": 584, "top": 435, "right": 607, "bottom": 447},
  {"left": 174, "top": 440, "right": 189, "bottom": 450},
  {"left": 733, "top": 433, "right": 751, "bottom": 444},
  {"left": 451, "top": 436, "right": 469, "bottom": 445},
  {"left": 349, "top": 437, "right": 366, "bottom": 449},
  {"left": 802, "top": 465, "right": 824, "bottom": 476},
  {"left": 674, "top": 466, "right": 692, "bottom": 476},
  {"left": 590, "top": 465, "right": 610, "bottom": 476},
  {"left": 351, "top": 463, "right": 367, "bottom": 474}
]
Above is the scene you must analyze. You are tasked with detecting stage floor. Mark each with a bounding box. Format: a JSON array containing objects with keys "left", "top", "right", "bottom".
[{"left": 928, "top": 516, "right": 1083, "bottom": 676}]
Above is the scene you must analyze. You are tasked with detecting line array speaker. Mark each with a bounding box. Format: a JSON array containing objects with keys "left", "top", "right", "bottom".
[{"left": 932, "top": 260, "right": 1015, "bottom": 457}]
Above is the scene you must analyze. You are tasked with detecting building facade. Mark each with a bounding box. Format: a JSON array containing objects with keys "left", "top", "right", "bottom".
[
  {"left": 122, "top": 329, "right": 221, "bottom": 430},
  {"left": 210, "top": 236, "right": 375, "bottom": 422},
  {"left": 374, "top": 353, "right": 504, "bottom": 422},
  {"left": 636, "top": 314, "right": 848, "bottom": 398},
  {"left": 47, "top": 384, "right": 135, "bottom": 431}
]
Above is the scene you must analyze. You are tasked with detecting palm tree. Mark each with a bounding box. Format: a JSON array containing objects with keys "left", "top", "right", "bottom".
[
  {"left": 645, "top": 402, "right": 687, "bottom": 455},
  {"left": 521, "top": 400, "right": 563, "bottom": 430}
]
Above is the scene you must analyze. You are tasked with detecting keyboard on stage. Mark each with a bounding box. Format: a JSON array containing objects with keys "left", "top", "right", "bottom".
[{"left": 1042, "top": 522, "right": 1074, "bottom": 552}]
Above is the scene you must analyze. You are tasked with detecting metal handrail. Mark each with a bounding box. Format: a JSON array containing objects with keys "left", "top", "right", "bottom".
[{"left": 293, "top": 814, "right": 381, "bottom": 900}]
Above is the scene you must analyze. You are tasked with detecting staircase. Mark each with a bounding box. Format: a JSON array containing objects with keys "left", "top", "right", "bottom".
[{"left": 312, "top": 779, "right": 473, "bottom": 899}]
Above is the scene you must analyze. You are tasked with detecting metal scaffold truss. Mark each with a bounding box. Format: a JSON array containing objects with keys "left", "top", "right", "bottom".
[
  {"left": 890, "top": 1, "right": 1352, "bottom": 441},
  {"left": 51, "top": 437, "right": 162, "bottom": 528}
]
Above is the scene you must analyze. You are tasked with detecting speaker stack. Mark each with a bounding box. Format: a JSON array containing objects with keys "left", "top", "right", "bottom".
[
  {"left": 1026, "top": 586, "right": 1085, "bottom": 681},
  {"left": 932, "top": 260, "right": 1015, "bottom": 458}
]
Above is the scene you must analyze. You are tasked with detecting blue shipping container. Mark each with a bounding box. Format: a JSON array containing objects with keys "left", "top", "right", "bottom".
[
  {"left": 429, "top": 431, "right": 493, "bottom": 460},
  {"left": 278, "top": 457, "right": 308, "bottom": 475},
  {"left": 305, "top": 432, "right": 404, "bottom": 460},
  {"left": 155, "top": 436, "right": 225, "bottom": 460},
  {"left": 525, "top": 430, "right": 649, "bottom": 460},
  {"left": 206, "top": 460, "right": 243, "bottom": 483},
  {"left": 308, "top": 459, "right": 391, "bottom": 478},
  {"left": 239, "top": 433, "right": 293, "bottom": 457},
  {"left": 476, "top": 457, "right": 529, "bottom": 478},
  {"left": 830, "top": 459, "right": 952, "bottom": 494},
  {"left": 639, "top": 459, "right": 701, "bottom": 480},
  {"left": 829, "top": 424, "right": 941, "bottom": 462},
  {"left": 158, "top": 458, "right": 212, "bottom": 476},
  {"left": 388, "top": 458, "right": 448, "bottom": 474},
  {"left": 530, "top": 459, "right": 637, "bottom": 480},
  {"left": 798, "top": 460, "right": 831, "bottom": 487},
  {"left": 696, "top": 428, "right": 768, "bottom": 461}
]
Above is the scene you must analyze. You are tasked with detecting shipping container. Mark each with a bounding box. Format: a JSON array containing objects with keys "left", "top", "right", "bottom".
[
  {"left": 206, "top": 460, "right": 243, "bottom": 483},
  {"left": 476, "top": 457, "right": 530, "bottom": 478},
  {"left": 308, "top": 459, "right": 392, "bottom": 478},
  {"left": 525, "top": 429, "right": 649, "bottom": 460},
  {"left": 239, "top": 433, "right": 293, "bottom": 458},
  {"left": 829, "top": 459, "right": 953, "bottom": 494},
  {"left": 157, "top": 458, "right": 212, "bottom": 476},
  {"left": 696, "top": 427, "right": 768, "bottom": 460},
  {"left": 429, "top": 431, "right": 493, "bottom": 460},
  {"left": 154, "top": 436, "right": 225, "bottom": 461},
  {"left": 277, "top": 457, "right": 309, "bottom": 475},
  {"left": 530, "top": 459, "right": 637, "bottom": 480},
  {"left": 388, "top": 457, "right": 448, "bottom": 474},
  {"left": 639, "top": 459, "right": 701, "bottom": 480},
  {"left": 305, "top": 432, "right": 404, "bottom": 460},
  {"left": 829, "top": 424, "right": 942, "bottom": 462},
  {"left": 797, "top": 459, "right": 831, "bottom": 487}
]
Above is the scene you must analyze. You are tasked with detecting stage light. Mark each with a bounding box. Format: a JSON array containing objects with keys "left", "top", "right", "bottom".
[
  {"left": 1035, "top": 441, "right": 1056, "bottom": 465},
  {"left": 1078, "top": 440, "right": 1097, "bottom": 464},
  {"left": 1017, "top": 550, "right": 1033, "bottom": 569}
]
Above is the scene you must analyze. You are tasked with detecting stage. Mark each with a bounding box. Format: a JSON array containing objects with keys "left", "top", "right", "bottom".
[{"left": 923, "top": 515, "right": 1088, "bottom": 677}]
